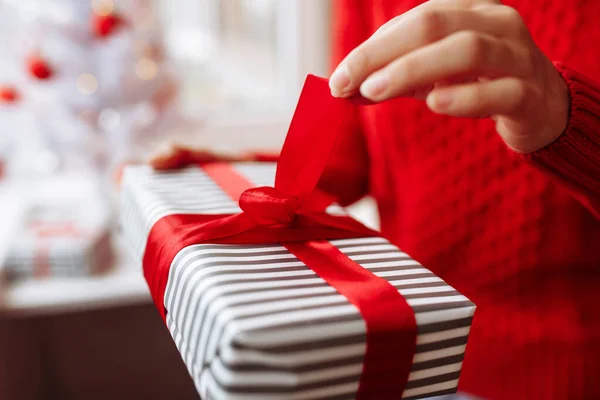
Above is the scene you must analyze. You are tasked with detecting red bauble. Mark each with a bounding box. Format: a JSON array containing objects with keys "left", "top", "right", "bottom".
[
  {"left": 92, "top": 13, "right": 123, "bottom": 38},
  {"left": 27, "top": 56, "right": 54, "bottom": 80},
  {"left": 0, "top": 86, "right": 19, "bottom": 103}
]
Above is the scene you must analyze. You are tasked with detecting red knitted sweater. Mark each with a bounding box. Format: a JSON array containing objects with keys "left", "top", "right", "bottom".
[{"left": 327, "top": 1, "right": 600, "bottom": 399}]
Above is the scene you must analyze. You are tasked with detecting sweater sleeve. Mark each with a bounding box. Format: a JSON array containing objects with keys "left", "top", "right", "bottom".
[
  {"left": 523, "top": 63, "right": 600, "bottom": 218},
  {"left": 316, "top": 0, "right": 372, "bottom": 206}
]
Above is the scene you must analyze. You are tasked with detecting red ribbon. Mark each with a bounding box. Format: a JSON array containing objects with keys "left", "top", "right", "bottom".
[{"left": 142, "top": 75, "right": 417, "bottom": 398}]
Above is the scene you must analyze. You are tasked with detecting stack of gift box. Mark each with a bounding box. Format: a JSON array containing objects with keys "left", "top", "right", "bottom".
[
  {"left": 122, "top": 75, "right": 476, "bottom": 399},
  {"left": 2, "top": 176, "right": 114, "bottom": 280}
]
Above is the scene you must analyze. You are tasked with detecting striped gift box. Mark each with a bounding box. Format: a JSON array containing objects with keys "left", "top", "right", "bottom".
[
  {"left": 5, "top": 229, "right": 112, "bottom": 279},
  {"left": 4, "top": 202, "right": 113, "bottom": 279},
  {"left": 122, "top": 162, "right": 476, "bottom": 400}
]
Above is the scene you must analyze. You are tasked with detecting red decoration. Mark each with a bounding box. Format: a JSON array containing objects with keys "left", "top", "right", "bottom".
[
  {"left": 91, "top": 12, "right": 123, "bottom": 38},
  {"left": 27, "top": 56, "right": 53, "bottom": 80},
  {"left": 0, "top": 86, "right": 19, "bottom": 103},
  {"left": 142, "top": 76, "right": 418, "bottom": 398}
]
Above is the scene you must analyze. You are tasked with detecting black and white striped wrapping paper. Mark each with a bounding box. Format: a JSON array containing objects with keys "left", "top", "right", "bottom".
[
  {"left": 5, "top": 231, "right": 111, "bottom": 279},
  {"left": 4, "top": 205, "right": 112, "bottom": 279},
  {"left": 122, "top": 162, "right": 476, "bottom": 400}
]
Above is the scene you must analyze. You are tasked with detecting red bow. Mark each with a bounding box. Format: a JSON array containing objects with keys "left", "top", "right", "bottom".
[
  {"left": 239, "top": 186, "right": 302, "bottom": 225},
  {"left": 142, "top": 75, "right": 416, "bottom": 399}
]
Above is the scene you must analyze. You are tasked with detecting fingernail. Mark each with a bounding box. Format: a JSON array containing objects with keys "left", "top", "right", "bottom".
[
  {"left": 329, "top": 65, "right": 351, "bottom": 97},
  {"left": 360, "top": 74, "right": 388, "bottom": 99},
  {"left": 427, "top": 91, "right": 453, "bottom": 110}
]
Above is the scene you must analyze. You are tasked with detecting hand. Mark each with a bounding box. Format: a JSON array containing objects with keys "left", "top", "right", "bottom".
[
  {"left": 149, "top": 143, "right": 252, "bottom": 170},
  {"left": 329, "top": 0, "right": 570, "bottom": 154}
]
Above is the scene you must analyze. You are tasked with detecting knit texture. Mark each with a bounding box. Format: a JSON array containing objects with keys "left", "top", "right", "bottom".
[{"left": 329, "top": 1, "right": 600, "bottom": 399}]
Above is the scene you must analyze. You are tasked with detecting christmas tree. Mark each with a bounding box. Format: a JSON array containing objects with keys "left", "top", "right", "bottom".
[{"left": 0, "top": 0, "right": 178, "bottom": 177}]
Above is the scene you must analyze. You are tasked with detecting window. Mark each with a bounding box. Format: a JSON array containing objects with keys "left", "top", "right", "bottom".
[{"left": 156, "top": 0, "right": 331, "bottom": 122}]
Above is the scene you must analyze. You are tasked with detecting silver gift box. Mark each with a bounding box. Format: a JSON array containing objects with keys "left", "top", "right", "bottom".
[
  {"left": 4, "top": 177, "right": 113, "bottom": 279},
  {"left": 122, "top": 163, "right": 476, "bottom": 400}
]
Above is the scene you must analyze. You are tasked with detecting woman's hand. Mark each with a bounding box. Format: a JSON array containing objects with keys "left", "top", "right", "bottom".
[{"left": 329, "top": 0, "right": 570, "bottom": 154}]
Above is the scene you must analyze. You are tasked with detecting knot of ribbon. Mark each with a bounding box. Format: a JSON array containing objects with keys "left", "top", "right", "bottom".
[{"left": 239, "top": 186, "right": 301, "bottom": 226}]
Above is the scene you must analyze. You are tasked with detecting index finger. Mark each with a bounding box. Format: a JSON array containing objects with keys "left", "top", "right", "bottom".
[{"left": 329, "top": 0, "right": 498, "bottom": 97}]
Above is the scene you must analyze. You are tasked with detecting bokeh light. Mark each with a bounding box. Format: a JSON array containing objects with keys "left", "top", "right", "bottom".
[
  {"left": 76, "top": 73, "right": 99, "bottom": 95},
  {"left": 91, "top": 0, "right": 114, "bottom": 17},
  {"left": 136, "top": 58, "right": 158, "bottom": 80}
]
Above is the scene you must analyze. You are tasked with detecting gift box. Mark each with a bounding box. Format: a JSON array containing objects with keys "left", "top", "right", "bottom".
[
  {"left": 122, "top": 76, "right": 476, "bottom": 399},
  {"left": 4, "top": 177, "right": 114, "bottom": 279}
]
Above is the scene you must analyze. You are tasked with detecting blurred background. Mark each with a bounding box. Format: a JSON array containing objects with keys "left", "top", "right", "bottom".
[
  {"left": 0, "top": 0, "right": 331, "bottom": 398},
  {"left": 0, "top": 1, "right": 376, "bottom": 399}
]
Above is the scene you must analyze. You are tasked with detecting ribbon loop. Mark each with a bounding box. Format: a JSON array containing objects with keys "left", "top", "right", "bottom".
[{"left": 239, "top": 186, "right": 301, "bottom": 226}]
